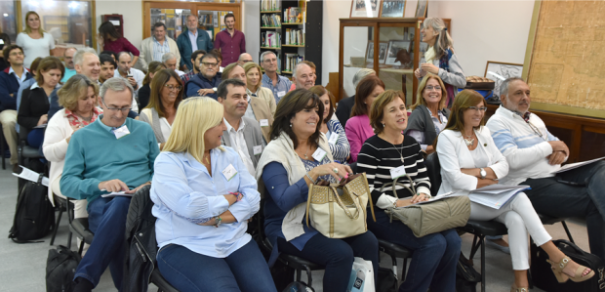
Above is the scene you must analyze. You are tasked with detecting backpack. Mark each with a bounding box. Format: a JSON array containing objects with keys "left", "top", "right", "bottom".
[
  {"left": 9, "top": 178, "right": 55, "bottom": 243},
  {"left": 46, "top": 245, "right": 81, "bottom": 292},
  {"left": 531, "top": 239, "right": 605, "bottom": 292},
  {"left": 456, "top": 256, "right": 480, "bottom": 292},
  {"left": 282, "top": 281, "right": 314, "bottom": 292}
]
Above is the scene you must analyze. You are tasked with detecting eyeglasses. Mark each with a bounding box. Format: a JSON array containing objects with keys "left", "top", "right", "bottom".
[
  {"left": 468, "top": 106, "right": 487, "bottom": 112},
  {"left": 102, "top": 101, "right": 130, "bottom": 113},
  {"left": 425, "top": 85, "right": 442, "bottom": 91},
  {"left": 164, "top": 84, "right": 183, "bottom": 91},
  {"left": 202, "top": 62, "right": 218, "bottom": 67}
]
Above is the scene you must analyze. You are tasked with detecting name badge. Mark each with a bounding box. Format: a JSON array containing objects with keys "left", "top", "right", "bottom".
[
  {"left": 253, "top": 145, "right": 263, "bottom": 155},
  {"left": 312, "top": 148, "right": 327, "bottom": 162},
  {"left": 277, "top": 91, "right": 286, "bottom": 98},
  {"left": 113, "top": 125, "right": 130, "bottom": 139},
  {"left": 390, "top": 165, "right": 407, "bottom": 180},
  {"left": 328, "top": 133, "right": 339, "bottom": 145},
  {"left": 259, "top": 119, "right": 269, "bottom": 127},
  {"left": 222, "top": 164, "right": 238, "bottom": 181}
]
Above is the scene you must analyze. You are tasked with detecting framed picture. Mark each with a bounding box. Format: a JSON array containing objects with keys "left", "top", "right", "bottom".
[
  {"left": 350, "top": 0, "right": 381, "bottom": 18},
  {"left": 415, "top": 0, "right": 428, "bottom": 17},
  {"left": 385, "top": 40, "right": 413, "bottom": 67},
  {"left": 380, "top": 0, "right": 405, "bottom": 18},
  {"left": 484, "top": 61, "right": 523, "bottom": 97},
  {"left": 365, "top": 41, "right": 389, "bottom": 63}
]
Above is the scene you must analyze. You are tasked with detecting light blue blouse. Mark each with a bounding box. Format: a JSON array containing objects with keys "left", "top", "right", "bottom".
[{"left": 150, "top": 147, "right": 261, "bottom": 258}]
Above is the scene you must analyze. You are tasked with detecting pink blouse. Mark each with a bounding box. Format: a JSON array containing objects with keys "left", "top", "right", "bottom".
[
  {"left": 345, "top": 114, "right": 375, "bottom": 162},
  {"left": 103, "top": 37, "right": 140, "bottom": 56}
]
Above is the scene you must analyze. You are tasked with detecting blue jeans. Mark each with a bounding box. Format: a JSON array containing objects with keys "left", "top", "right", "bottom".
[
  {"left": 73, "top": 196, "right": 130, "bottom": 290},
  {"left": 277, "top": 231, "right": 379, "bottom": 292},
  {"left": 522, "top": 161, "right": 605, "bottom": 261},
  {"left": 157, "top": 240, "right": 277, "bottom": 292},
  {"left": 368, "top": 210, "right": 460, "bottom": 292}
]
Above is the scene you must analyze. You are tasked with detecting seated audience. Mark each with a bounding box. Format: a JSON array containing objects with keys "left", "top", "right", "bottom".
[
  {"left": 18, "top": 56, "right": 64, "bottom": 148},
  {"left": 223, "top": 63, "right": 273, "bottom": 142},
  {"left": 237, "top": 53, "right": 253, "bottom": 66},
  {"left": 345, "top": 75, "right": 385, "bottom": 162},
  {"left": 99, "top": 54, "right": 116, "bottom": 84},
  {"left": 100, "top": 51, "right": 118, "bottom": 63},
  {"left": 151, "top": 96, "right": 275, "bottom": 292},
  {"left": 139, "top": 69, "right": 183, "bottom": 150},
  {"left": 180, "top": 49, "right": 205, "bottom": 83},
  {"left": 437, "top": 89, "right": 594, "bottom": 291},
  {"left": 98, "top": 21, "right": 140, "bottom": 66},
  {"left": 16, "top": 56, "right": 42, "bottom": 134},
  {"left": 61, "top": 77, "right": 158, "bottom": 292},
  {"left": 309, "top": 85, "right": 350, "bottom": 162},
  {"left": 291, "top": 62, "right": 315, "bottom": 90},
  {"left": 114, "top": 52, "right": 144, "bottom": 92},
  {"left": 140, "top": 22, "right": 180, "bottom": 71},
  {"left": 260, "top": 51, "right": 292, "bottom": 104},
  {"left": 185, "top": 52, "right": 221, "bottom": 99},
  {"left": 137, "top": 61, "right": 167, "bottom": 110},
  {"left": 335, "top": 68, "right": 375, "bottom": 128},
  {"left": 162, "top": 52, "right": 185, "bottom": 76},
  {"left": 61, "top": 47, "right": 78, "bottom": 82},
  {"left": 244, "top": 61, "right": 276, "bottom": 114},
  {"left": 0, "top": 27, "right": 10, "bottom": 71},
  {"left": 357, "top": 90, "right": 460, "bottom": 292},
  {"left": 210, "top": 49, "right": 225, "bottom": 73},
  {"left": 487, "top": 77, "right": 605, "bottom": 262},
  {"left": 0, "top": 44, "right": 33, "bottom": 172},
  {"left": 217, "top": 79, "right": 265, "bottom": 177},
  {"left": 256, "top": 89, "right": 379, "bottom": 292},
  {"left": 405, "top": 74, "right": 450, "bottom": 154},
  {"left": 43, "top": 74, "right": 100, "bottom": 220}
]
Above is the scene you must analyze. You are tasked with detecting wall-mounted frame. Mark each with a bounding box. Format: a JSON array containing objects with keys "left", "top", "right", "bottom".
[
  {"left": 350, "top": 0, "right": 380, "bottom": 18},
  {"left": 484, "top": 61, "right": 523, "bottom": 97},
  {"left": 379, "top": 0, "right": 405, "bottom": 18},
  {"left": 385, "top": 40, "right": 412, "bottom": 67},
  {"left": 366, "top": 41, "right": 388, "bottom": 64},
  {"left": 415, "top": 0, "right": 428, "bottom": 17}
]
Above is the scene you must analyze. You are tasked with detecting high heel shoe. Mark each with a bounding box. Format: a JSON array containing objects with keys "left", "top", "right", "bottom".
[
  {"left": 510, "top": 285, "right": 528, "bottom": 292},
  {"left": 547, "top": 256, "right": 595, "bottom": 283}
]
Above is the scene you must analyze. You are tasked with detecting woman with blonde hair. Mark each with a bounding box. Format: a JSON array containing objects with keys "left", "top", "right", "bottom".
[
  {"left": 16, "top": 11, "right": 56, "bottom": 68},
  {"left": 43, "top": 74, "right": 101, "bottom": 219},
  {"left": 243, "top": 62, "right": 276, "bottom": 114},
  {"left": 137, "top": 61, "right": 167, "bottom": 110},
  {"left": 150, "top": 97, "right": 276, "bottom": 292}
]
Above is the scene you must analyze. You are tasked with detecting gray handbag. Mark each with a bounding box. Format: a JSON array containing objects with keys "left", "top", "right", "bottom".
[{"left": 382, "top": 174, "right": 471, "bottom": 238}]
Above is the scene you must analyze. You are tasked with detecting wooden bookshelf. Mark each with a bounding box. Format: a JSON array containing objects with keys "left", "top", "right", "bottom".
[
  {"left": 261, "top": 27, "right": 282, "bottom": 29},
  {"left": 260, "top": 47, "right": 281, "bottom": 50},
  {"left": 282, "top": 23, "right": 304, "bottom": 25},
  {"left": 261, "top": 11, "right": 281, "bottom": 13},
  {"left": 282, "top": 44, "right": 305, "bottom": 47}
]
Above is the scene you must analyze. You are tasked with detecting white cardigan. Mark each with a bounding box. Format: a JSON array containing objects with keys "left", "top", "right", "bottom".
[{"left": 436, "top": 126, "right": 509, "bottom": 196}]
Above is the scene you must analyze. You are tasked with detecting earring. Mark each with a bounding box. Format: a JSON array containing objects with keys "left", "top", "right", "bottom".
[
  {"left": 382, "top": 123, "right": 385, "bottom": 127},
  {"left": 290, "top": 123, "right": 292, "bottom": 128}
]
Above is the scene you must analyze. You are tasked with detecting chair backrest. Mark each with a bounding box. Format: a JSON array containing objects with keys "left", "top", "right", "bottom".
[{"left": 424, "top": 152, "right": 442, "bottom": 195}]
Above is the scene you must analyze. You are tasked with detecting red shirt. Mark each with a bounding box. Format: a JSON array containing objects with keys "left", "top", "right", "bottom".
[
  {"left": 103, "top": 37, "right": 140, "bottom": 56},
  {"left": 214, "top": 29, "right": 246, "bottom": 67}
]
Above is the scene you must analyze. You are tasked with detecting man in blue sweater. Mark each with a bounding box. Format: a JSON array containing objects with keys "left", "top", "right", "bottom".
[
  {"left": 0, "top": 44, "right": 33, "bottom": 172},
  {"left": 61, "top": 77, "right": 159, "bottom": 292},
  {"left": 185, "top": 52, "right": 221, "bottom": 99}
]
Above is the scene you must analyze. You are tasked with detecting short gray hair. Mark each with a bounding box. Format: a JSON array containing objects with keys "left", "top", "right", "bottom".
[
  {"left": 238, "top": 53, "right": 252, "bottom": 62},
  {"left": 162, "top": 52, "right": 178, "bottom": 63},
  {"left": 500, "top": 77, "right": 525, "bottom": 98},
  {"left": 117, "top": 51, "right": 132, "bottom": 61},
  {"left": 63, "top": 47, "right": 77, "bottom": 57},
  {"left": 100, "top": 77, "right": 134, "bottom": 102},
  {"left": 260, "top": 51, "right": 276, "bottom": 63},
  {"left": 74, "top": 48, "right": 97, "bottom": 66},
  {"left": 292, "top": 62, "right": 310, "bottom": 78},
  {"left": 353, "top": 68, "right": 376, "bottom": 87}
]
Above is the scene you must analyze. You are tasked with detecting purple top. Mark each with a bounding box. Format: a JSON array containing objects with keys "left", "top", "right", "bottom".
[
  {"left": 214, "top": 29, "right": 246, "bottom": 67},
  {"left": 345, "top": 114, "right": 375, "bottom": 163},
  {"left": 103, "top": 37, "right": 140, "bottom": 56}
]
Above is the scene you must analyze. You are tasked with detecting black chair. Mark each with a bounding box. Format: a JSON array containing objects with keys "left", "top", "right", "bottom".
[
  {"left": 0, "top": 121, "right": 6, "bottom": 169},
  {"left": 67, "top": 202, "right": 94, "bottom": 255},
  {"left": 49, "top": 193, "right": 72, "bottom": 246},
  {"left": 378, "top": 239, "right": 413, "bottom": 287}
]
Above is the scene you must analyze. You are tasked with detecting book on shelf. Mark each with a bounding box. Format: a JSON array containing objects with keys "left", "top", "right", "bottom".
[
  {"left": 261, "top": 14, "right": 281, "bottom": 27},
  {"left": 261, "top": 31, "right": 281, "bottom": 48},
  {"left": 284, "top": 53, "right": 304, "bottom": 72},
  {"left": 285, "top": 28, "right": 304, "bottom": 45},
  {"left": 261, "top": 0, "right": 280, "bottom": 11},
  {"left": 284, "top": 7, "right": 303, "bottom": 23}
]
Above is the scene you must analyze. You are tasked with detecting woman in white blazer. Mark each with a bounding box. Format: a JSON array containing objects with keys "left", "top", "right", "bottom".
[{"left": 436, "top": 90, "right": 594, "bottom": 292}]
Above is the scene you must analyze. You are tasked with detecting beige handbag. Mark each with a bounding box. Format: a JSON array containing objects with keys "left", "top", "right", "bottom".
[
  {"left": 383, "top": 174, "right": 471, "bottom": 238},
  {"left": 305, "top": 173, "right": 376, "bottom": 239}
]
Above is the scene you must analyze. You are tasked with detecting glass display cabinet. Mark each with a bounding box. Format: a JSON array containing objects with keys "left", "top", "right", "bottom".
[{"left": 338, "top": 17, "right": 451, "bottom": 105}]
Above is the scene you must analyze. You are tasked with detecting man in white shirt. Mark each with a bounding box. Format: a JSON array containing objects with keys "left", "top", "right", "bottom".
[
  {"left": 162, "top": 52, "right": 185, "bottom": 77},
  {"left": 292, "top": 62, "right": 316, "bottom": 90},
  {"left": 486, "top": 77, "right": 605, "bottom": 261},
  {"left": 114, "top": 52, "right": 144, "bottom": 91},
  {"left": 140, "top": 22, "right": 180, "bottom": 72},
  {"left": 217, "top": 79, "right": 265, "bottom": 177}
]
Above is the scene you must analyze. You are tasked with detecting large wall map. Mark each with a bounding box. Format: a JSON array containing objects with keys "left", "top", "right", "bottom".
[{"left": 527, "top": 1, "right": 605, "bottom": 113}]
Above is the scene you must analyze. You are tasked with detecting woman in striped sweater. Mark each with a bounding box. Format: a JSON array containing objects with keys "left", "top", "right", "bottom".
[{"left": 357, "top": 90, "right": 460, "bottom": 292}]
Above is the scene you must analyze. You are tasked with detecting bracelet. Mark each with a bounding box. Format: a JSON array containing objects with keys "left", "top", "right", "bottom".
[
  {"left": 305, "top": 172, "right": 316, "bottom": 184},
  {"left": 229, "top": 192, "right": 243, "bottom": 202},
  {"left": 214, "top": 216, "right": 222, "bottom": 228}
]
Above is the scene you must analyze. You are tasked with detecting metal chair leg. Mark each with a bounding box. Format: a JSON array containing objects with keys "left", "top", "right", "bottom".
[
  {"left": 402, "top": 258, "right": 408, "bottom": 282},
  {"left": 561, "top": 221, "right": 575, "bottom": 243},
  {"left": 304, "top": 265, "right": 313, "bottom": 287},
  {"left": 49, "top": 209, "right": 63, "bottom": 245},
  {"left": 480, "top": 237, "right": 486, "bottom": 292}
]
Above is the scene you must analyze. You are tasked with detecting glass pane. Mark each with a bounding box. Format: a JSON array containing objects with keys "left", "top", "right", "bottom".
[
  {"left": 150, "top": 8, "right": 191, "bottom": 40},
  {"left": 378, "top": 26, "right": 414, "bottom": 105},
  {"left": 0, "top": 1, "right": 18, "bottom": 43},
  {"left": 198, "top": 10, "right": 234, "bottom": 40},
  {"left": 21, "top": 0, "right": 93, "bottom": 46},
  {"left": 342, "top": 26, "right": 373, "bottom": 98}
]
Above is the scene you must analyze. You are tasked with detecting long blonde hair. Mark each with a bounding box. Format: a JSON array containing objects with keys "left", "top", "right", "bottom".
[
  {"left": 23, "top": 11, "right": 45, "bottom": 34},
  {"left": 163, "top": 97, "right": 224, "bottom": 163}
]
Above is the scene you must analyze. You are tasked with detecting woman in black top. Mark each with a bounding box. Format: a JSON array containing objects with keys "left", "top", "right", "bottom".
[
  {"left": 138, "top": 61, "right": 166, "bottom": 112},
  {"left": 357, "top": 90, "right": 460, "bottom": 292},
  {"left": 18, "top": 56, "right": 64, "bottom": 148}
]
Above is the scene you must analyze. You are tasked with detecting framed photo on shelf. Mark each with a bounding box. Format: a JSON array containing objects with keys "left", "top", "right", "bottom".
[
  {"left": 484, "top": 61, "right": 523, "bottom": 97},
  {"left": 415, "top": 0, "right": 428, "bottom": 17},
  {"left": 380, "top": 0, "right": 405, "bottom": 18},
  {"left": 385, "top": 40, "right": 412, "bottom": 66},
  {"left": 350, "top": 0, "right": 381, "bottom": 18},
  {"left": 366, "top": 41, "right": 389, "bottom": 63}
]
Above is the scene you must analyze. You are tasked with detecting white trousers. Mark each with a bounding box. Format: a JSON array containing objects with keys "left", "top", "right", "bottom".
[
  {"left": 470, "top": 192, "right": 552, "bottom": 270},
  {"left": 52, "top": 178, "right": 88, "bottom": 219}
]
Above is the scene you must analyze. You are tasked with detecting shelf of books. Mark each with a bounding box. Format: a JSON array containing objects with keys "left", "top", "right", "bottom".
[{"left": 259, "top": 0, "right": 322, "bottom": 82}]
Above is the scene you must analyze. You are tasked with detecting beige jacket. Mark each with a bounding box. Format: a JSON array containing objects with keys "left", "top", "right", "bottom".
[
  {"left": 249, "top": 96, "right": 274, "bottom": 142},
  {"left": 139, "top": 36, "right": 181, "bottom": 71}
]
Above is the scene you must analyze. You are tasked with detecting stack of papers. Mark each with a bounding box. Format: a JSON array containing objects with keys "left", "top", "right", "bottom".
[
  {"left": 101, "top": 191, "right": 133, "bottom": 198},
  {"left": 468, "top": 185, "right": 530, "bottom": 209},
  {"left": 552, "top": 156, "right": 605, "bottom": 174},
  {"left": 13, "top": 166, "right": 49, "bottom": 186},
  {"left": 398, "top": 191, "right": 460, "bottom": 208}
]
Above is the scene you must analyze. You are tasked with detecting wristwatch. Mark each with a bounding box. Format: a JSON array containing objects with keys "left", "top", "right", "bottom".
[
  {"left": 212, "top": 87, "right": 218, "bottom": 92},
  {"left": 480, "top": 168, "right": 487, "bottom": 179},
  {"left": 214, "top": 216, "right": 222, "bottom": 228}
]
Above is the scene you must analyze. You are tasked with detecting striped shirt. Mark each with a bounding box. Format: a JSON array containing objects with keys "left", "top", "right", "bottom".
[
  {"left": 357, "top": 135, "right": 431, "bottom": 208},
  {"left": 153, "top": 37, "right": 170, "bottom": 62},
  {"left": 326, "top": 119, "right": 350, "bottom": 163}
]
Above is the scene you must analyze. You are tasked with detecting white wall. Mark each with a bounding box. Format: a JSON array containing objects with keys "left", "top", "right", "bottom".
[
  {"left": 244, "top": 0, "right": 260, "bottom": 62},
  {"left": 95, "top": 0, "right": 144, "bottom": 50}
]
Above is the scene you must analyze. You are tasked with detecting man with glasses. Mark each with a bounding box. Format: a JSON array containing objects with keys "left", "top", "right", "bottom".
[
  {"left": 0, "top": 44, "right": 33, "bottom": 173},
  {"left": 487, "top": 77, "right": 605, "bottom": 262},
  {"left": 237, "top": 53, "right": 253, "bottom": 67},
  {"left": 61, "top": 77, "right": 159, "bottom": 292},
  {"left": 185, "top": 53, "right": 221, "bottom": 99},
  {"left": 61, "top": 47, "right": 78, "bottom": 82},
  {"left": 140, "top": 22, "right": 180, "bottom": 72},
  {"left": 180, "top": 49, "right": 206, "bottom": 83},
  {"left": 177, "top": 14, "right": 213, "bottom": 72},
  {"left": 260, "top": 51, "right": 291, "bottom": 104}
]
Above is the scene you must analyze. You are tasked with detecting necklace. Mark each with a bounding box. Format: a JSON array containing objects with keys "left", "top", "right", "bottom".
[
  {"left": 463, "top": 132, "right": 475, "bottom": 147},
  {"left": 387, "top": 138, "right": 405, "bottom": 163}
]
